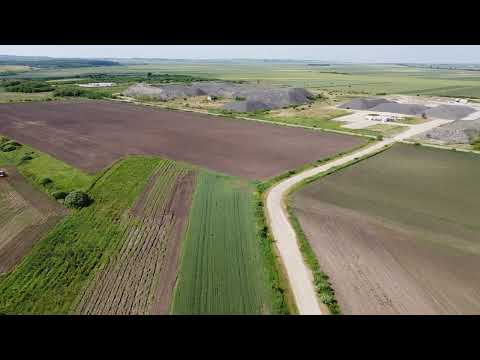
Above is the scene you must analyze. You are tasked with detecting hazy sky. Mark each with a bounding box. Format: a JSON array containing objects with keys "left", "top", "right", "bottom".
[{"left": 0, "top": 45, "right": 479, "bottom": 63}]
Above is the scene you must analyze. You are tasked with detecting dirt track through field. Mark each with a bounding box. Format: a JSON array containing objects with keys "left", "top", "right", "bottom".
[
  {"left": 75, "top": 163, "right": 196, "bottom": 315},
  {"left": 266, "top": 119, "right": 449, "bottom": 315},
  {"left": 292, "top": 143, "right": 480, "bottom": 314},
  {"left": 0, "top": 100, "right": 363, "bottom": 179},
  {"left": 0, "top": 167, "right": 67, "bottom": 273}
]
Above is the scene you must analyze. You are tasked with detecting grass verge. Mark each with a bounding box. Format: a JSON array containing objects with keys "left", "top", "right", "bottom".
[
  {"left": 253, "top": 186, "right": 297, "bottom": 315},
  {"left": 0, "top": 135, "right": 93, "bottom": 196}
]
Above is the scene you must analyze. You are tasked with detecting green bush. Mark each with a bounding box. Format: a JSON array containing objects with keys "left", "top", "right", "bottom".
[
  {"left": 1, "top": 145, "right": 17, "bottom": 152},
  {"left": 64, "top": 191, "right": 92, "bottom": 209},
  {"left": 4, "top": 80, "right": 53, "bottom": 93},
  {"left": 52, "top": 191, "right": 68, "bottom": 200},
  {"left": 39, "top": 177, "right": 53, "bottom": 186},
  {"left": 84, "top": 91, "right": 112, "bottom": 99},
  {"left": 53, "top": 86, "right": 112, "bottom": 100},
  {"left": 0, "top": 139, "right": 21, "bottom": 152},
  {"left": 2, "top": 140, "right": 21, "bottom": 148},
  {"left": 53, "top": 86, "right": 86, "bottom": 97},
  {"left": 20, "top": 154, "right": 33, "bottom": 162},
  {"left": 377, "top": 135, "right": 384, "bottom": 141}
]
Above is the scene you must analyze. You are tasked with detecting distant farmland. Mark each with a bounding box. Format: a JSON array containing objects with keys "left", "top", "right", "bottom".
[
  {"left": 11, "top": 62, "right": 480, "bottom": 97},
  {"left": 292, "top": 144, "right": 480, "bottom": 314},
  {"left": 0, "top": 100, "right": 364, "bottom": 180}
]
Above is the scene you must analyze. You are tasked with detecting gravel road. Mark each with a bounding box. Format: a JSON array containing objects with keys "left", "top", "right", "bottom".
[{"left": 265, "top": 119, "right": 450, "bottom": 315}]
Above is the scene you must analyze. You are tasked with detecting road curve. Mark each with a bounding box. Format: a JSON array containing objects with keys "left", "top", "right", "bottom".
[{"left": 265, "top": 119, "right": 450, "bottom": 315}]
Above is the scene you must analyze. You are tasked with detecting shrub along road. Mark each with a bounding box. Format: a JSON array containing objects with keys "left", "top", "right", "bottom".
[{"left": 266, "top": 119, "right": 451, "bottom": 315}]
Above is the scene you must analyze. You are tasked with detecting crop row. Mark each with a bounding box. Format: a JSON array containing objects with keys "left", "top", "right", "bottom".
[
  {"left": 172, "top": 171, "right": 271, "bottom": 314},
  {"left": 75, "top": 161, "right": 194, "bottom": 314}
]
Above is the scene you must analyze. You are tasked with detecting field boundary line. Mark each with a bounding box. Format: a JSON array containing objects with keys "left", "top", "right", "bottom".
[
  {"left": 401, "top": 140, "right": 480, "bottom": 155},
  {"left": 111, "top": 97, "right": 376, "bottom": 140}
]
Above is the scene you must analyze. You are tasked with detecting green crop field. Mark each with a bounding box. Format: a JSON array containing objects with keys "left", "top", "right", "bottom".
[
  {"left": 292, "top": 144, "right": 480, "bottom": 314},
  {"left": 172, "top": 171, "right": 279, "bottom": 314}
]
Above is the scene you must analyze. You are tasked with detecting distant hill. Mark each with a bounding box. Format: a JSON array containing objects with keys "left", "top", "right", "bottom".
[
  {"left": 0, "top": 55, "right": 120, "bottom": 68},
  {"left": 396, "top": 63, "right": 480, "bottom": 71}
]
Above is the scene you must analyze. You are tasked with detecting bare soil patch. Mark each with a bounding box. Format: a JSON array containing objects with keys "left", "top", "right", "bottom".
[{"left": 0, "top": 100, "right": 364, "bottom": 179}]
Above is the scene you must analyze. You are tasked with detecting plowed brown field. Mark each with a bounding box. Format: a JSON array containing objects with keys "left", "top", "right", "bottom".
[{"left": 0, "top": 100, "right": 364, "bottom": 179}]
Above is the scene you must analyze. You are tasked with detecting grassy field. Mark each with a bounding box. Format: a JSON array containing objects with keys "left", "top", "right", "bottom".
[
  {"left": 172, "top": 171, "right": 284, "bottom": 314},
  {"left": 397, "top": 116, "right": 428, "bottom": 125},
  {"left": 0, "top": 156, "right": 161, "bottom": 314},
  {"left": 0, "top": 87, "right": 53, "bottom": 103},
  {"left": 11, "top": 63, "right": 480, "bottom": 97},
  {"left": 292, "top": 144, "right": 480, "bottom": 314},
  {"left": 0, "top": 65, "right": 31, "bottom": 74},
  {"left": 0, "top": 136, "right": 93, "bottom": 195}
]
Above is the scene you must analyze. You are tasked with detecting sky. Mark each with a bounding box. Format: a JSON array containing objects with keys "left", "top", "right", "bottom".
[{"left": 0, "top": 45, "right": 479, "bottom": 63}]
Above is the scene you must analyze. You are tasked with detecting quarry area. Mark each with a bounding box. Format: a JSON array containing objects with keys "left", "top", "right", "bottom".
[
  {"left": 123, "top": 81, "right": 315, "bottom": 112},
  {"left": 122, "top": 81, "right": 480, "bottom": 148},
  {"left": 337, "top": 95, "right": 480, "bottom": 146}
]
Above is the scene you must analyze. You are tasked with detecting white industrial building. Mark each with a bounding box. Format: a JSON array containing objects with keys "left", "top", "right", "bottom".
[
  {"left": 365, "top": 114, "right": 400, "bottom": 123},
  {"left": 78, "top": 82, "right": 116, "bottom": 88}
]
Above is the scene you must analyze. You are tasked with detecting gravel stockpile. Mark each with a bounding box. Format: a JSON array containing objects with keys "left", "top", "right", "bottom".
[
  {"left": 339, "top": 97, "right": 478, "bottom": 119},
  {"left": 369, "top": 103, "right": 430, "bottom": 115},
  {"left": 419, "top": 119, "right": 480, "bottom": 144},
  {"left": 424, "top": 105, "right": 476, "bottom": 120},
  {"left": 123, "top": 82, "right": 314, "bottom": 111},
  {"left": 123, "top": 83, "right": 205, "bottom": 100},
  {"left": 338, "top": 98, "right": 393, "bottom": 110},
  {"left": 224, "top": 100, "right": 270, "bottom": 112}
]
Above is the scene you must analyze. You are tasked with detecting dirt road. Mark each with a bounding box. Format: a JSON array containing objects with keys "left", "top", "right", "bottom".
[{"left": 265, "top": 119, "right": 450, "bottom": 315}]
